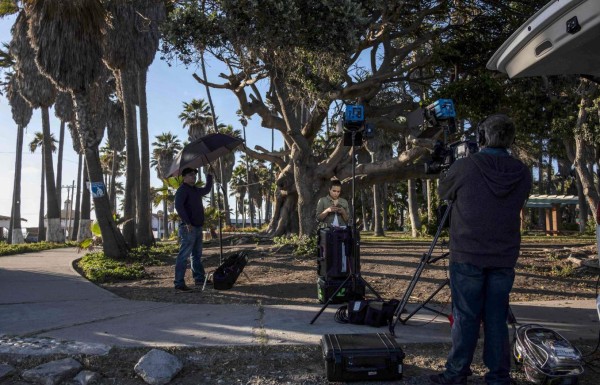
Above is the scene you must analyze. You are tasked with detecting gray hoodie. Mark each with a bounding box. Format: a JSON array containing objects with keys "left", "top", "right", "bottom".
[{"left": 438, "top": 149, "right": 532, "bottom": 268}]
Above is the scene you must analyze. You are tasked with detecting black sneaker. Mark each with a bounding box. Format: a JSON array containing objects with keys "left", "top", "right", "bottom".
[
  {"left": 174, "top": 285, "right": 193, "bottom": 293},
  {"left": 429, "top": 373, "right": 467, "bottom": 385}
]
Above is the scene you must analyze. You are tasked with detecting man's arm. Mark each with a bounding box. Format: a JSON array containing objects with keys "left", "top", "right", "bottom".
[{"left": 197, "top": 174, "right": 214, "bottom": 196}]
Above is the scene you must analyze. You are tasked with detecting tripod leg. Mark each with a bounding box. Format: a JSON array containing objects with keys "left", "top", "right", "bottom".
[
  {"left": 310, "top": 274, "right": 353, "bottom": 324},
  {"left": 400, "top": 278, "right": 449, "bottom": 324}
]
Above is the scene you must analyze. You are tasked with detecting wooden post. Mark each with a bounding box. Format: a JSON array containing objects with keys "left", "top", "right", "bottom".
[
  {"left": 551, "top": 203, "right": 560, "bottom": 236},
  {"left": 545, "top": 208, "right": 553, "bottom": 236}
]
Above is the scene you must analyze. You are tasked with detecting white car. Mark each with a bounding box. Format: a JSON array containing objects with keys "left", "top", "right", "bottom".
[{"left": 487, "top": 0, "right": 600, "bottom": 79}]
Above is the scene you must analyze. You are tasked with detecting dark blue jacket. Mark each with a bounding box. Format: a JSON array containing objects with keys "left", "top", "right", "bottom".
[
  {"left": 438, "top": 149, "right": 532, "bottom": 268},
  {"left": 175, "top": 175, "right": 213, "bottom": 227}
]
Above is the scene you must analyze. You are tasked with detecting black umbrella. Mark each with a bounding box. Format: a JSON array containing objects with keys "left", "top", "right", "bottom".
[
  {"left": 167, "top": 132, "right": 244, "bottom": 177},
  {"left": 167, "top": 132, "right": 244, "bottom": 267}
]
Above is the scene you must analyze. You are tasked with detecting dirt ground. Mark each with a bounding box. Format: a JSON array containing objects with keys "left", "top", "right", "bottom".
[{"left": 3, "top": 236, "right": 600, "bottom": 385}]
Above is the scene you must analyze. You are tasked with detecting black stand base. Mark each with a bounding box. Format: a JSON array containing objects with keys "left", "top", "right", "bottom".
[{"left": 389, "top": 202, "right": 453, "bottom": 335}]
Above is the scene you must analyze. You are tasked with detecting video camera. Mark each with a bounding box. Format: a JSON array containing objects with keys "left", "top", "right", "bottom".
[{"left": 407, "top": 99, "right": 478, "bottom": 174}]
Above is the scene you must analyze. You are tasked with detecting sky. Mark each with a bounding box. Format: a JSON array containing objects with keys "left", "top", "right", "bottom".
[{"left": 0, "top": 14, "right": 283, "bottom": 224}]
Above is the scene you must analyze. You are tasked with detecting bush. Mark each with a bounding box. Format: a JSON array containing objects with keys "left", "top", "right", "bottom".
[
  {"left": 77, "top": 243, "right": 178, "bottom": 283},
  {"left": 273, "top": 234, "right": 317, "bottom": 257},
  {"left": 77, "top": 252, "right": 147, "bottom": 283},
  {"left": 0, "top": 241, "right": 76, "bottom": 257}
]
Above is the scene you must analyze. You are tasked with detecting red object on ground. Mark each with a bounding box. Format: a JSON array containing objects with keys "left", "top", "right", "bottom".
[{"left": 448, "top": 314, "right": 454, "bottom": 327}]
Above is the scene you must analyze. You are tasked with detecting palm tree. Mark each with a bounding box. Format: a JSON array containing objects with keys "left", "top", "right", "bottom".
[
  {"left": 53, "top": 91, "right": 75, "bottom": 211},
  {"left": 105, "top": 100, "right": 125, "bottom": 213},
  {"left": 29, "top": 131, "right": 57, "bottom": 242},
  {"left": 26, "top": 0, "right": 128, "bottom": 257},
  {"left": 151, "top": 132, "right": 181, "bottom": 239},
  {"left": 231, "top": 165, "right": 248, "bottom": 228},
  {"left": 11, "top": 10, "right": 61, "bottom": 241},
  {"left": 102, "top": 0, "right": 166, "bottom": 247},
  {"left": 179, "top": 98, "right": 212, "bottom": 142},
  {"left": 6, "top": 72, "right": 32, "bottom": 244}
]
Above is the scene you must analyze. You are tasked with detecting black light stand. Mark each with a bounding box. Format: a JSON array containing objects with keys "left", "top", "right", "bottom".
[
  {"left": 310, "top": 128, "right": 382, "bottom": 324},
  {"left": 389, "top": 201, "right": 453, "bottom": 335}
]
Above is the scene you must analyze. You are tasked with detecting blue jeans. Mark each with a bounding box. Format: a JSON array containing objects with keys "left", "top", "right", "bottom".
[
  {"left": 174, "top": 225, "right": 206, "bottom": 287},
  {"left": 445, "top": 262, "right": 515, "bottom": 385}
]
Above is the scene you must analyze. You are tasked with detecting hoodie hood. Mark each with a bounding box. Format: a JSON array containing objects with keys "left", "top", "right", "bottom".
[{"left": 470, "top": 152, "right": 528, "bottom": 198}]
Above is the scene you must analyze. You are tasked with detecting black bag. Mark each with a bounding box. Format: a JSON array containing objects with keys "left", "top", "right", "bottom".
[
  {"left": 321, "top": 333, "right": 405, "bottom": 382},
  {"left": 317, "top": 227, "right": 354, "bottom": 279},
  {"left": 336, "top": 299, "right": 400, "bottom": 327},
  {"left": 213, "top": 251, "right": 249, "bottom": 290}
]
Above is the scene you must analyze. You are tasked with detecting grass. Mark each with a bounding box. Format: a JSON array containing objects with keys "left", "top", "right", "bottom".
[{"left": 0, "top": 241, "right": 77, "bottom": 256}]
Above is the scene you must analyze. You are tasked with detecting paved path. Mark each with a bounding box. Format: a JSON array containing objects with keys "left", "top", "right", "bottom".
[{"left": 0, "top": 248, "right": 598, "bottom": 349}]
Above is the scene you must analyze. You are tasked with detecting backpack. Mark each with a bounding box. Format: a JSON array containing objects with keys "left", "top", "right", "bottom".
[{"left": 213, "top": 251, "right": 249, "bottom": 290}]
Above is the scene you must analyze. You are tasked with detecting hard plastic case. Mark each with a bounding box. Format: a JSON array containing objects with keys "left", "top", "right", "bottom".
[
  {"left": 317, "top": 227, "right": 354, "bottom": 279},
  {"left": 321, "top": 333, "right": 405, "bottom": 382}
]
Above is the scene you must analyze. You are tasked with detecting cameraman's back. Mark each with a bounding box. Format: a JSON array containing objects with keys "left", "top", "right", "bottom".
[{"left": 438, "top": 114, "right": 532, "bottom": 269}]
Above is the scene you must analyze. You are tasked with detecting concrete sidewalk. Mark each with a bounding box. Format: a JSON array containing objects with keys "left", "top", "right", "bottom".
[{"left": 0, "top": 248, "right": 598, "bottom": 348}]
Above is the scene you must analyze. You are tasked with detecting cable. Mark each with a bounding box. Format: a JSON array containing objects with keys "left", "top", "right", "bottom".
[{"left": 334, "top": 305, "right": 349, "bottom": 324}]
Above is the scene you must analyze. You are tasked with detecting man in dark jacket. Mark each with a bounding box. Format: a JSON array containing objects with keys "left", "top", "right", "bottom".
[
  {"left": 430, "top": 114, "right": 532, "bottom": 385},
  {"left": 173, "top": 167, "right": 213, "bottom": 292}
]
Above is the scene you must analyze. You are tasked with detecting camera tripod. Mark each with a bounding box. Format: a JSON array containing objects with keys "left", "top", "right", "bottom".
[
  {"left": 310, "top": 128, "right": 382, "bottom": 324},
  {"left": 389, "top": 201, "right": 453, "bottom": 335}
]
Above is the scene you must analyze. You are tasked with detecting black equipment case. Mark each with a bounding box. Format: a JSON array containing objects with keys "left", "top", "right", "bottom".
[
  {"left": 317, "top": 276, "right": 365, "bottom": 304},
  {"left": 321, "top": 333, "right": 405, "bottom": 382},
  {"left": 317, "top": 227, "right": 355, "bottom": 279},
  {"left": 213, "top": 251, "right": 249, "bottom": 290}
]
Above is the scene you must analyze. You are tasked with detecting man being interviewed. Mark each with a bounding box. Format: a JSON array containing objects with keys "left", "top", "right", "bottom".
[
  {"left": 174, "top": 167, "right": 213, "bottom": 292},
  {"left": 430, "top": 114, "right": 532, "bottom": 385}
]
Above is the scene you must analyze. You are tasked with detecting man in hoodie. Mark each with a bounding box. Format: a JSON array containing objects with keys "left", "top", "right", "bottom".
[
  {"left": 430, "top": 114, "right": 532, "bottom": 385},
  {"left": 173, "top": 167, "right": 213, "bottom": 292}
]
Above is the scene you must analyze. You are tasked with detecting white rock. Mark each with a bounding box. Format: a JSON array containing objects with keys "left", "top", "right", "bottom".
[
  {"left": 22, "top": 357, "right": 82, "bottom": 385},
  {"left": 134, "top": 349, "right": 183, "bottom": 385},
  {"left": 74, "top": 370, "right": 101, "bottom": 385}
]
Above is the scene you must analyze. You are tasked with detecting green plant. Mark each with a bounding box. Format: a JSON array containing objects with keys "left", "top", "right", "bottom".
[
  {"left": 273, "top": 234, "right": 317, "bottom": 257},
  {"left": 77, "top": 252, "right": 147, "bottom": 283},
  {"left": 0, "top": 241, "right": 75, "bottom": 256}
]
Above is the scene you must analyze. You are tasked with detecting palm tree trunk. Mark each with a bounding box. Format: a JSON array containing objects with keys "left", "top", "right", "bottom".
[
  {"left": 72, "top": 152, "right": 82, "bottom": 241},
  {"left": 56, "top": 120, "right": 65, "bottom": 208},
  {"left": 78, "top": 160, "right": 92, "bottom": 243},
  {"left": 73, "top": 91, "right": 128, "bottom": 257},
  {"left": 10, "top": 124, "right": 25, "bottom": 244},
  {"left": 120, "top": 69, "right": 138, "bottom": 247},
  {"left": 162, "top": 199, "right": 169, "bottom": 239},
  {"left": 137, "top": 69, "right": 153, "bottom": 246},
  {"left": 38, "top": 156, "right": 45, "bottom": 242},
  {"left": 110, "top": 150, "right": 118, "bottom": 213},
  {"left": 41, "top": 107, "right": 63, "bottom": 242}
]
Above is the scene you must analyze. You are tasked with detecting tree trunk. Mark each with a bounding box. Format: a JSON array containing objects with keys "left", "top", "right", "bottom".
[
  {"left": 110, "top": 150, "right": 119, "bottom": 213},
  {"left": 38, "top": 156, "right": 45, "bottom": 242},
  {"left": 136, "top": 69, "right": 153, "bottom": 246},
  {"left": 73, "top": 91, "right": 128, "bottom": 257},
  {"left": 72, "top": 153, "right": 82, "bottom": 241},
  {"left": 162, "top": 199, "right": 169, "bottom": 239},
  {"left": 56, "top": 119, "right": 65, "bottom": 208},
  {"left": 572, "top": 95, "right": 600, "bottom": 222},
  {"left": 10, "top": 124, "right": 25, "bottom": 244},
  {"left": 85, "top": 147, "right": 129, "bottom": 257},
  {"left": 41, "top": 107, "right": 63, "bottom": 242},
  {"left": 407, "top": 179, "right": 420, "bottom": 237},
  {"left": 120, "top": 69, "right": 138, "bottom": 247},
  {"left": 537, "top": 146, "right": 544, "bottom": 229},
  {"left": 372, "top": 184, "right": 384, "bottom": 236},
  {"left": 426, "top": 179, "right": 433, "bottom": 225},
  {"left": 575, "top": 175, "right": 587, "bottom": 233},
  {"left": 78, "top": 160, "right": 92, "bottom": 243}
]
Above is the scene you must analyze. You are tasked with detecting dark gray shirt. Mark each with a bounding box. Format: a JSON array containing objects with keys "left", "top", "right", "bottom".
[{"left": 438, "top": 148, "right": 532, "bottom": 268}]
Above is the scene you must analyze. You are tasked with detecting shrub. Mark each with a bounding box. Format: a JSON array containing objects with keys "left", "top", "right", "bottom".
[
  {"left": 0, "top": 241, "right": 76, "bottom": 257},
  {"left": 273, "top": 234, "right": 317, "bottom": 257}
]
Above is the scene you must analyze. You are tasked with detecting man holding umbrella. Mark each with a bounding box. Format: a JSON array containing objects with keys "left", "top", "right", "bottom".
[{"left": 174, "top": 167, "right": 213, "bottom": 292}]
